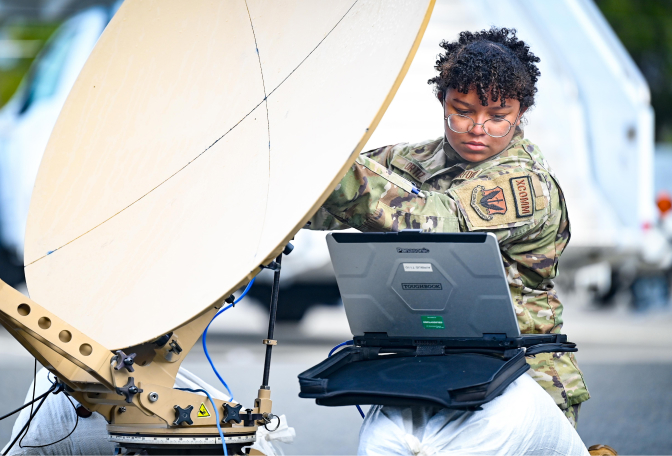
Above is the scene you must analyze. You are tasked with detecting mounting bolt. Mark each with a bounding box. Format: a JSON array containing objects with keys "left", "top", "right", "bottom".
[
  {"left": 118, "top": 406, "right": 126, "bottom": 414},
  {"left": 129, "top": 386, "right": 139, "bottom": 394},
  {"left": 148, "top": 392, "right": 159, "bottom": 403}
]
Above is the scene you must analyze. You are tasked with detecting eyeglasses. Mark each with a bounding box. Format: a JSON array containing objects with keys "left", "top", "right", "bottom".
[{"left": 444, "top": 112, "right": 520, "bottom": 138}]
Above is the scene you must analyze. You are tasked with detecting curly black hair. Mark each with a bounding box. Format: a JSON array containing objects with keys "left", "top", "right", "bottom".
[{"left": 428, "top": 27, "right": 540, "bottom": 108}]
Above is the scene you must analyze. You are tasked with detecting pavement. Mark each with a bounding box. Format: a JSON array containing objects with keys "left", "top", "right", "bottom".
[{"left": 1, "top": 288, "right": 672, "bottom": 455}]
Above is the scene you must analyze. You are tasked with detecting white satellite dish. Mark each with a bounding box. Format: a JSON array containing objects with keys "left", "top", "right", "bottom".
[{"left": 23, "top": 0, "right": 435, "bottom": 350}]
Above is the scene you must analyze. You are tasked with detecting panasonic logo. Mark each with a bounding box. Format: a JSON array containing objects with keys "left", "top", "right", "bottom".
[
  {"left": 396, "top": 248, "right": 429, "bottom": 253},
  {"left": 401, "top": 283, "right": 442, "bottom": 290}
]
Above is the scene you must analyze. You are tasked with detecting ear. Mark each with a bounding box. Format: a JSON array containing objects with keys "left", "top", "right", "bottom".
[
  {"left": 436, "top": 90, "right": 445, "bottom": 105},
  {"left": 517, "top": 106, "right": 529, "bottom": 125}
]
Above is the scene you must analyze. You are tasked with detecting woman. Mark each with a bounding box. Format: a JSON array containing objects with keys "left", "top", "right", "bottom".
[{"left": 309, "top": 27, "right": 589, "bottom": 428}]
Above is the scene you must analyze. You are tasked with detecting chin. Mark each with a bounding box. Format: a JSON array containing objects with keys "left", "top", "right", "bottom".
[{"left": 457, "top": 150, "right": 486, "bottom": 163}]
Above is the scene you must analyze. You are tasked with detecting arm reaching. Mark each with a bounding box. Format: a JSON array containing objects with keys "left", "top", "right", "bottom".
[{"left": 317, "top": 155, "right": 460, "bottom": 233}]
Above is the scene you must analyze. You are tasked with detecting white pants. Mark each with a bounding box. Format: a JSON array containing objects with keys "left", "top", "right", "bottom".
[
  {"left": 358, "top": 373, "right": 589, "bottom": 456},
  {"left": 2, "top": 367, "right": 229, "bottom": 456},
  {"left": 4, "top": 369, "right": 587, "bottom": 456}
]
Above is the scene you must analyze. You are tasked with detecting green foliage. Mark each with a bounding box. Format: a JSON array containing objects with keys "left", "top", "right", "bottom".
[
  {"left": 0, "top": 22, "right": 59, "bottom": 108},
  {"left": 595, "top": 0, "right": 672, "bottom": 142}
]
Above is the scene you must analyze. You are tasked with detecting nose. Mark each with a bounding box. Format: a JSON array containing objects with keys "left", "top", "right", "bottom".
[{"left": 470, "top": 121, "right": 487, "bottom": 136}]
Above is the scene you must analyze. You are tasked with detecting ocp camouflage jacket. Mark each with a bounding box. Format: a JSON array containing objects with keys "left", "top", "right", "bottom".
[{"left": 308, "top": 128, "right": 590, "bottom": 409}]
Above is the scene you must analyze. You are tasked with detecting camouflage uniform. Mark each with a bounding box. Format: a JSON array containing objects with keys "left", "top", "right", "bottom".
[{"left": 308, "top": 128, "right": 590, "bottom": 422}]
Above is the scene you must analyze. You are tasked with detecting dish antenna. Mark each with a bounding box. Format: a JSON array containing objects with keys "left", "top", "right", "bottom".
[{"left": 0, "top": 0, "right": 434, "bottom": 452}]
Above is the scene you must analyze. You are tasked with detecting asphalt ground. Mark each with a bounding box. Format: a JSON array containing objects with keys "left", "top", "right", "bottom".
[{"left": 1, "top": 293, "right": 672, "bottom": 455}]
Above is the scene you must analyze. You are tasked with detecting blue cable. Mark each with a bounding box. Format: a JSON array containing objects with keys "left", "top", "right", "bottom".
[
  {"left": 328, "top": 340, "right": 354, "bottom": 357},
  {"left": 328, "top": 340, "right": 365, "bottom": 419},
  {"left": 202, "top": 277, "right": 256, "bottom": 401},
  {"left": 176, "top": 387, "right": 227, "bottom": 456}
]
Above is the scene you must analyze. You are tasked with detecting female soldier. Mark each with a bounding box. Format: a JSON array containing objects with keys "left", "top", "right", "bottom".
[{"left": 308, "top": 27, "right": 589, "bottom": 427}]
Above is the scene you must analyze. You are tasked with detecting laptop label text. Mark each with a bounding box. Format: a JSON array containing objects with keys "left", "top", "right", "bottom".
[
  {"left": 402, "top": 283, "right": 442, "bottom": 290},
  {"left": 403, "top": 263, "right": 433, "bottom": 272}
]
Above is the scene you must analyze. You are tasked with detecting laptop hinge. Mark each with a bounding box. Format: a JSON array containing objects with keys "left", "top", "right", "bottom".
[{"left": 482, "top": 333, "right": 508, "bottom": 341}]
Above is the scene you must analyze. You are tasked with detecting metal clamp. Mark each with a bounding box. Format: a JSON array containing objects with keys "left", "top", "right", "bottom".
[{"left": 262, "top": 339, "right": 277, "bottom": 346}]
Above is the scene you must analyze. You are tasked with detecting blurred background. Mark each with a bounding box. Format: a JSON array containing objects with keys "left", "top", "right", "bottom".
[{"left": 0, "top": 0, "right": 671, "bottom": 454}]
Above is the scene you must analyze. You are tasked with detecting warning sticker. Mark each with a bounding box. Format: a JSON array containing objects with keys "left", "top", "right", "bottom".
[
  {"left": 197, "top": 403, "right": 211, "bottom": 418},
  {"left": 403, "top": 263, "right": 433, "bottom": 272},
  {"left": 421, "top": 316, "right": 445, "bottom": 329}
]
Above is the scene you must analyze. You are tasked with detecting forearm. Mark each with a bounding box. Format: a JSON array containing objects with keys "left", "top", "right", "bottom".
[{"left": 321, "top": 156, "right": 460, "bottom": 232}]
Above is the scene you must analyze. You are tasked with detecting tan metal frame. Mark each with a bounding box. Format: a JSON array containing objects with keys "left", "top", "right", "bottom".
[{"left": 0, "top": 279, "right": 266, "bottom": 439}]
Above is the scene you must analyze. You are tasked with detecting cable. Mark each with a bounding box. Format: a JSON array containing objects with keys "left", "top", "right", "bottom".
[
  {"left": 18, "top": 359, "right": 38, "bottom": 449},
  {"left": 328, "top": 340, "right": 354, "bottom": 357},
  {"left": 20, "top": 394, "right": 79, "bottom": 449},
  {"left": 202, "top": 277, "right": 256, "bottom": 401},
  {"left": 175, "top": 387, "right": 227, "bottom": 456},
  {"left": 0, "top": 389, "right": 54, "bottom": 422},
  {"left": 2, "top": 383, "right": 56, "bottom": 455},
  {"left": 328, "top": 340, "right": 365, "bottom": 419}
]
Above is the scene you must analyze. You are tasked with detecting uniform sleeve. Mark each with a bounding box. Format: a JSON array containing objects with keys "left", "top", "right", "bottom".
[
  {"left": 304, "top": 145, "right": 398, "bottom": 231},
  {"left": 306, "top": 149, "right": 560, "bottom": 288},
  {"left": 445, "top": 171, "right": 558, "bottom": 288},
  {"left": 319, "top": 155, "right": 460, "bottom": 232}
]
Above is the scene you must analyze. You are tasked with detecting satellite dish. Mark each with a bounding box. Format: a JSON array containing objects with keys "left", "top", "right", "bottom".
[{"left": 23, "top": 0, "right": 434, "bottom": 350}]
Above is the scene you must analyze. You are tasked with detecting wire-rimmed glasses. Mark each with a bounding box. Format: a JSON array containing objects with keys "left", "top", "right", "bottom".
[{"left": 444, "top": 113, "right": 518, "bottom": 138}]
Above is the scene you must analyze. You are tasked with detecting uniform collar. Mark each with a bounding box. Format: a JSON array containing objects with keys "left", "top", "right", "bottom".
[{"left": 430, "top": 127, "right": 526, "bottom": 178}]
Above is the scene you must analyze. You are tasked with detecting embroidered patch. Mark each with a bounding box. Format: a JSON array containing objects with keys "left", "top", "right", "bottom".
[
  {"left": 509, "top": 176, "right": 534, "bottom": 218},
  {"left": 450, "top": 172, "right": 544, "bottom": 229},
  {"left": 470, "top": 185, "right": 507, "bottom": 220},
  {"left": 455, "top": 170, "right": 478, "bottom": 181}
]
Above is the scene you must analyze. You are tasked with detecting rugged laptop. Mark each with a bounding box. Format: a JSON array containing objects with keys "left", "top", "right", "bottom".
[{"left": 298, "top": 231, "right": 576, "bottom": 409}]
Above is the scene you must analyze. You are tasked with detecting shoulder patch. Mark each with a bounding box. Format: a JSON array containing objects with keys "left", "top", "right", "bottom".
[
  {"left": 509, "top": 176, "right": 534, "bottom": 218},
  {"left": 451, "top": 172, "right": 545, "bottom": 229},
  {"left": 471, "top": 185, "right": 507, "bottom": 220}
]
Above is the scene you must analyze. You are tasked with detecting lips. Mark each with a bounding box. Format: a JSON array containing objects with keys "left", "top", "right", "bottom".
[{"left": 463, "top": 141, "right": 487, "bottom": 151}]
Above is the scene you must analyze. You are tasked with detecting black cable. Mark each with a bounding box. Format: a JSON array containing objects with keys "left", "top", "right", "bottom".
[
  {"left": 19, "top": 394, "right": 79, "bottom": 449},
  {"left": 0, "top": 390, "right": 54, "bottom": 422},
  {"left": 18, "top": 359, "right": 38, "bottom": 448},
  {"left": 2, "top": 383, "right": 55, "bottom": 455}
]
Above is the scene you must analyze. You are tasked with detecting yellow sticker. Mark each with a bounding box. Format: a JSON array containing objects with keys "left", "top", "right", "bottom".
[{"left": 197, "top": 403, "right": 210, "bottom": 418}]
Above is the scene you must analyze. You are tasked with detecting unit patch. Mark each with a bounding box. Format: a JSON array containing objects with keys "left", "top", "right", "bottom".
[
  {"left": 509, "top": 176, "right": 534, "bottom": 218},
  {"left": 197, "top": 403, "right": 211, "bottom": 418},
  {"left": 470, "top": 185, "right": 507, "bottom": 221},
  {"left": 449, "top": 172, "right": 545, "bottom": 229}
]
